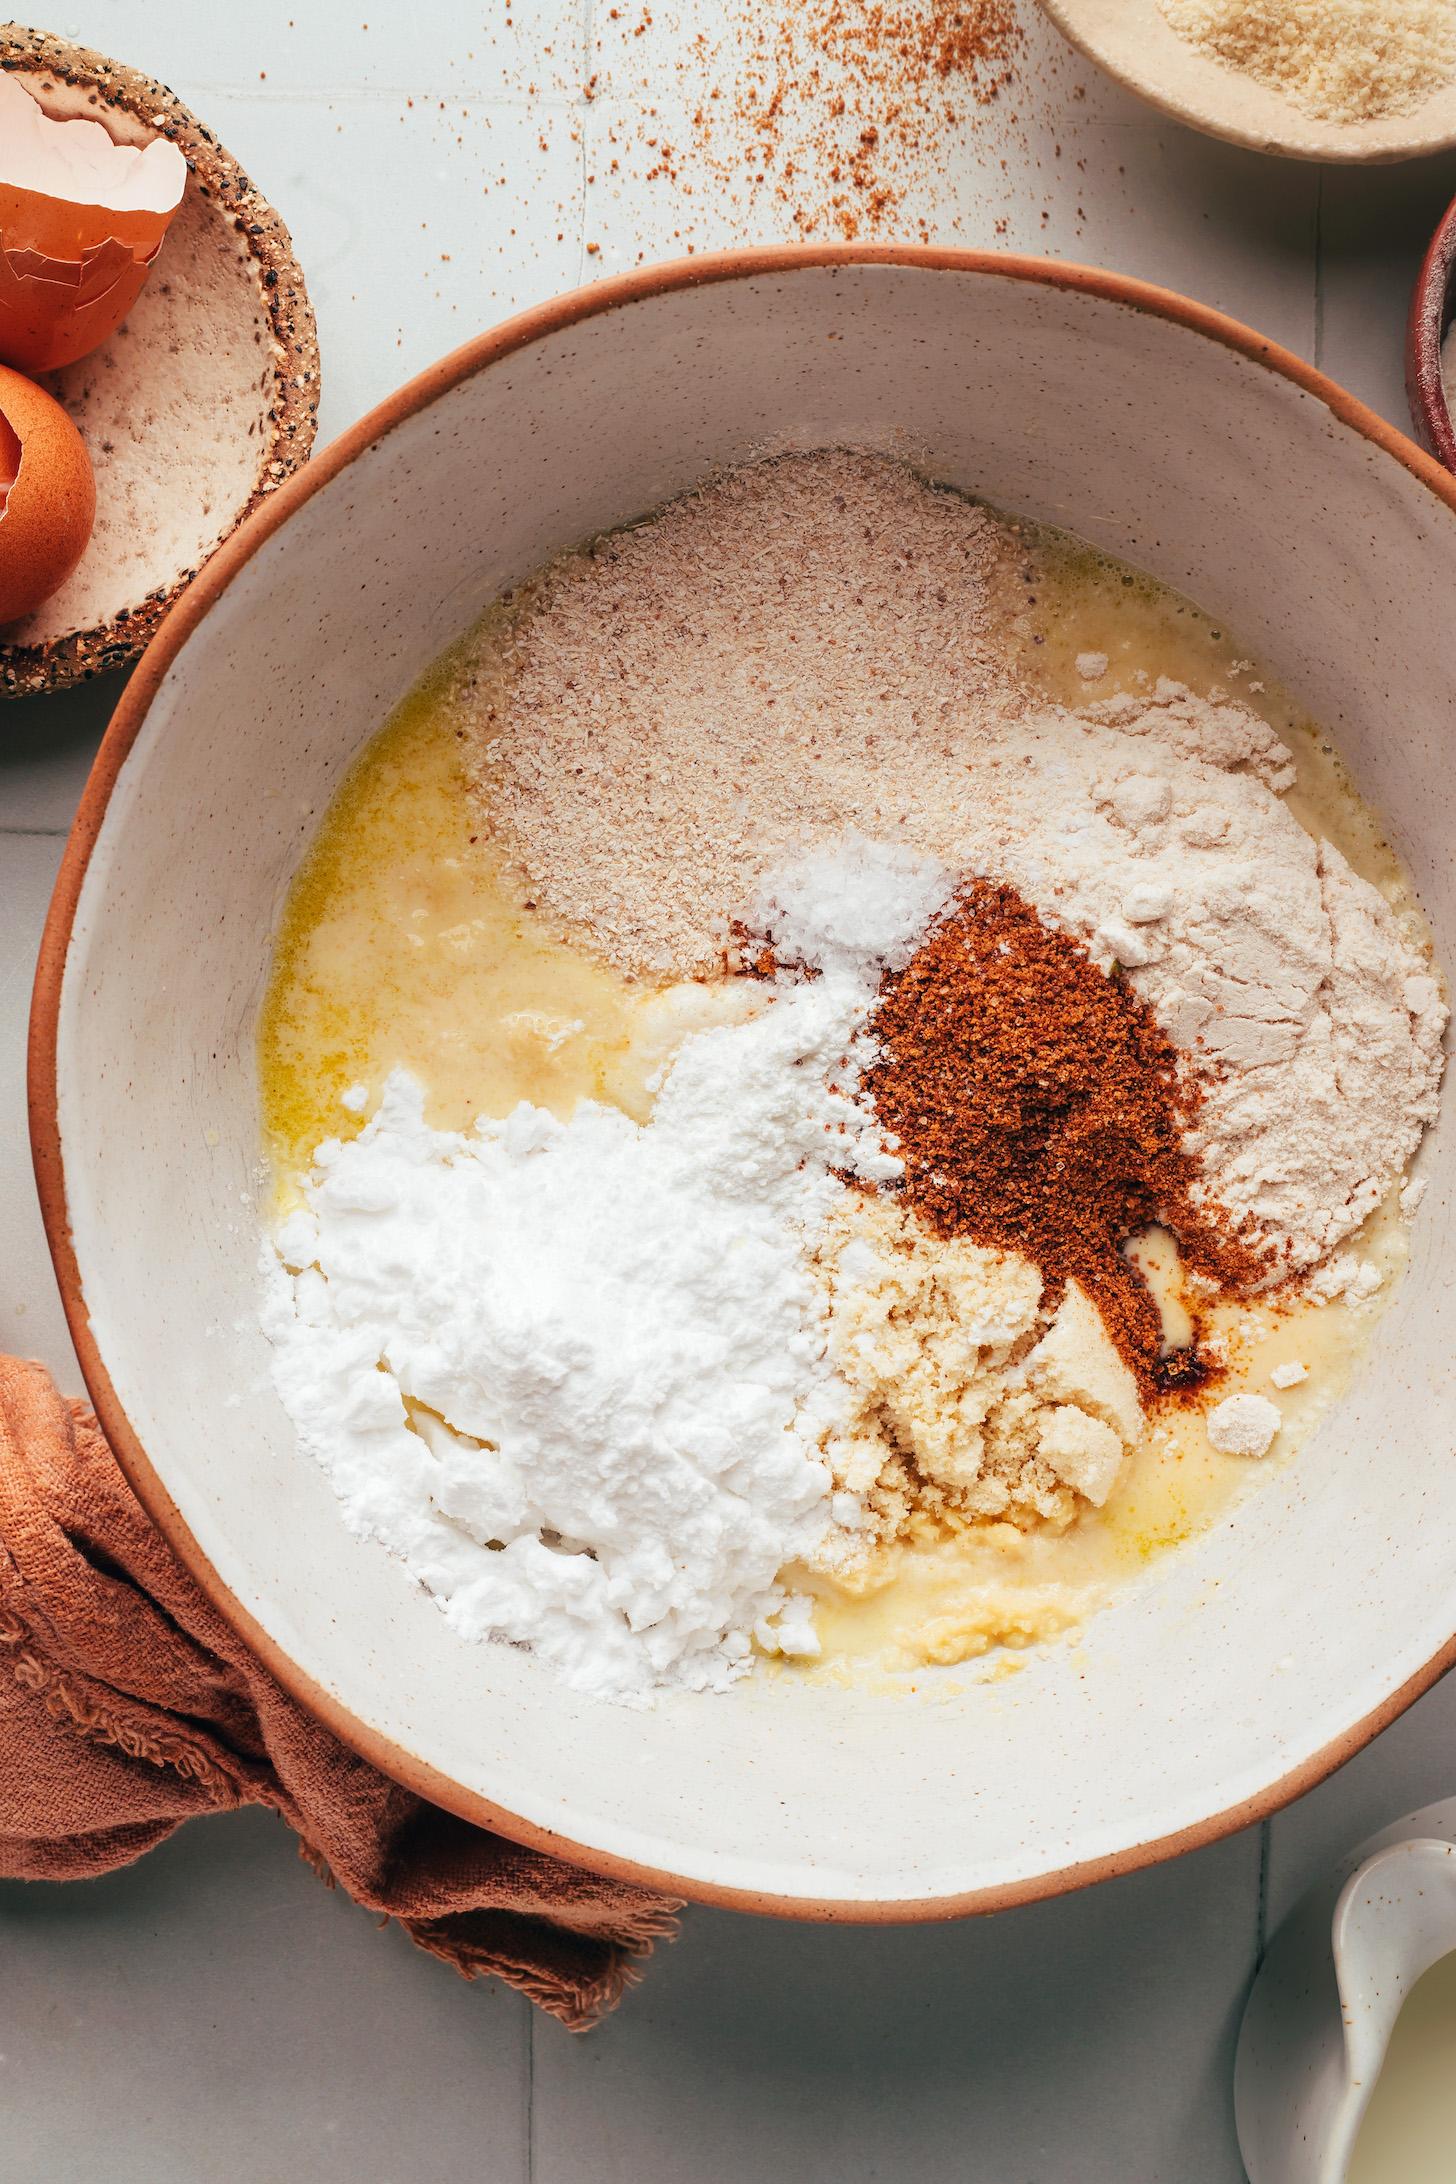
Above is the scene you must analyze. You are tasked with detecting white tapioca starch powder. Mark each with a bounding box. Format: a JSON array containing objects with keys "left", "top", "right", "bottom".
[{"left": 263, "top": 842, "right": 945, "bottom": 1703}]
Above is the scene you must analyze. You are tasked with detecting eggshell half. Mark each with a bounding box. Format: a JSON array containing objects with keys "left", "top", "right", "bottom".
[
  {"left": 0, "top": 360, "right": 94, "bottom": 621},
  {"left": 0, "top": 72, "right": 188, "bottom": 373}
]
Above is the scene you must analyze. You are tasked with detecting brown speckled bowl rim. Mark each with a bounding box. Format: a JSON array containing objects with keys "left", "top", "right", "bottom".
[
  {"left": 28, "top": 245, "right": 1456, "bottom": 1920},
  {"left": 0, "top": 24, "right": 320, "bottom": 697},
  {"left": 1407, "top": 192, "right": 1456, "bottom": 473}
]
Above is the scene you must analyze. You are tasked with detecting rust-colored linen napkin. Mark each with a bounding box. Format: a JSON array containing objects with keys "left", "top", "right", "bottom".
[{"left": 0, "top": 1354, "right": 679, "bottom": 2027}]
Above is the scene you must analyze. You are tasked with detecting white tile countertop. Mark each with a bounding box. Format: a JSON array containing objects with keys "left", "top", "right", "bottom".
[{"left": 3, "top": 6, "right": 1456, "bottom": 2179}]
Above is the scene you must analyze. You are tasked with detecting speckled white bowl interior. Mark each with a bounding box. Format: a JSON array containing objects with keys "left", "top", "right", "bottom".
[{"left": 41, "top": 255, "right": 1456, "bottom": 1911}]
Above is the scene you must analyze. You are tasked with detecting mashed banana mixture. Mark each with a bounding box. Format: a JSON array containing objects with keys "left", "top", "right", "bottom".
[{"left": 259, "top": 453, "right": 1444, "bottom": 1700}]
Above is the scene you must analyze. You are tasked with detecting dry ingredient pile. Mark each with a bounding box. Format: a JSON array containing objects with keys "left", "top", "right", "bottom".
[
  {"left": 262, "top": 450, "right": 1446, "bottom": 1705},
  {"left": 472, "top": 452, "right": 1442, "bottom": 1274},
  {"left": 1156, "top": 0, "right": 1456, "bottom": 124}
]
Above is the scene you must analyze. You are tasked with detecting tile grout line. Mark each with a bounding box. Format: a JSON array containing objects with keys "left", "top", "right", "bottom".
[
  {"left": 574, "top": 117, "right": 590, "bottom": 288},
  {"left": 1313, "top": 166, "right": 1326, "bottom": 372},
  {"left": 1227, "top": 1817, "right": 1272, "bottom": 2160},
  {"left": 575, "top": 0, "right": 597, "bottom": 288},
  {"left": 526, "top": 1995, "right": 536, "bottom": 2184},
  {"left": 157, "top": 83, "right": 586, "bottom": 108},
  {"left": 0, "top": 825, "right": 71, "bottom": 839}
]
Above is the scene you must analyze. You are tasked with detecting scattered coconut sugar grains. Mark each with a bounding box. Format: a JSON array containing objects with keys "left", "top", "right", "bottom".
[{"left": 599, "top": 0, "right": 1026, "bottom": 245}]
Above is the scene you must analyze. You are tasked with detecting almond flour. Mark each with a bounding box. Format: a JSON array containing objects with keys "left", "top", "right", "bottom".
[{"left": 1157, "top": 0, "right": 1456, "bottom": 124}]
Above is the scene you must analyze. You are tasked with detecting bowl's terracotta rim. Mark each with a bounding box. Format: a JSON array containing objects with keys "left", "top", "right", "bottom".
[{"left": 27, "top": 242, "right": 1456, "bottom": 1921}]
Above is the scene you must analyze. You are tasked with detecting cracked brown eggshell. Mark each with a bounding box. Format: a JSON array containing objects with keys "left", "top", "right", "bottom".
[{"left": 0, "top": 71, "right": 187, "bottom": 374}]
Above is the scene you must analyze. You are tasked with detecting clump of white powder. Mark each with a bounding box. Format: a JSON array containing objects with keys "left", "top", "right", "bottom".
[
  {"left": 1269, "top": 1359, "right": 1309, "bottom": 1389},
  {"left": 753, "top": 835, "right": 956, "bottom": 979},
  {"left": 1206, "top": 1392, "right": 1282, "bottom": 1458},
  {"left": 264, "top": 844, "right": 939, "bottom": 1703}
]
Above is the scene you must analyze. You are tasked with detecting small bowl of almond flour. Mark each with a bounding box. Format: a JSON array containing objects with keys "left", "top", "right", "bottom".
[{"left": 1042, "top": 0, "right": 1456, "bottom": 161}]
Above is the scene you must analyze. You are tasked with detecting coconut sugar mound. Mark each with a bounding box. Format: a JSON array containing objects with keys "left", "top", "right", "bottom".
[
  {"left": 1157, "top": 0, "right": 1456, "bottom": 124},
  {"left": 462, "top": 450, "right": 1445, "bottom": 1282},
  {"left": 859, "top": 875, "right": 1266, "bottom": 1393}
]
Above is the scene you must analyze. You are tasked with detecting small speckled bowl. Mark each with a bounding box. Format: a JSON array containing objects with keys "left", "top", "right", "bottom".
[
  {"left": 29, "top": 249, "right": 1456, "bottom": 1915},
  {"left": 1043, "top": 0, "right": 1456, "bottom": 163},
  {"left": 1407, "top": 191, "right": 1456, "bottom": 472},
  {"left": 0, "top": 28, "right": 319, "bottom": 696}
]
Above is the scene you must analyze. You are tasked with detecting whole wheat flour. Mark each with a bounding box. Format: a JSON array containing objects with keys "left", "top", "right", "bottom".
[{"left": 463, "top": 450, "right": 1445, "bottom": 1280}]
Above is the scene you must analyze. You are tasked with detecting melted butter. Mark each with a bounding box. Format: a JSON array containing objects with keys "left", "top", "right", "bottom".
[
  {"left": 259, "top": 651, "right": 752, "bottom": 1205},
  {"left": 1124, "top": 1224, "right": 1196, "bottom": 1353},
  {"left": 1349, "top": 1947, "right": 1456, "bottom": 2184}
]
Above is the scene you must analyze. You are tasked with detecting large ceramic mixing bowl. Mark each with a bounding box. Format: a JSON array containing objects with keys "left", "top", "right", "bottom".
[{"left": 30, "top": 248, "right": 1456, "bottom": 1916}]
